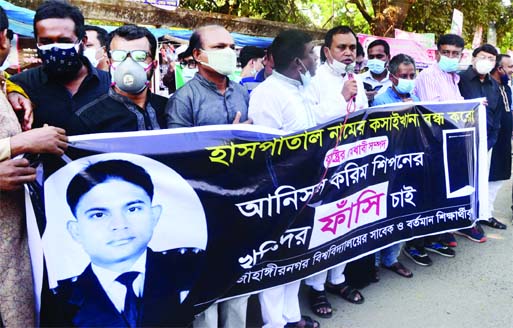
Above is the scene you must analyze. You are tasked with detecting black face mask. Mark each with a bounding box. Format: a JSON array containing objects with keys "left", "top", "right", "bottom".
[{"left": 38, "top": 42, "right": 84, "bottom": 82}]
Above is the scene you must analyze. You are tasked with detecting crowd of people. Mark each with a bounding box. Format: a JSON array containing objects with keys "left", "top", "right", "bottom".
[{"left": 0, "top": 0, "right": 511, "bottom": 327}]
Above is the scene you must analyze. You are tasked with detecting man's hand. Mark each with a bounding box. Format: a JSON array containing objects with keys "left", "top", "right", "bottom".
[
  {"left": 7, "top": 92, "right": 33, "bottom": 131},
  {"left": 342, "top": 80, "right": 358, "bottom": 102},
  {"left": 232, "top": 111, "right": 253, "bottom": 124},
  {"left": 365, "top": 90, "right": 378, "bottom": 103},
  {"left": 0, "top": 158, "right": 36, "bottom": 191},
  {"left": 10, "top": 125, "right": 68, "bottom": 157}
]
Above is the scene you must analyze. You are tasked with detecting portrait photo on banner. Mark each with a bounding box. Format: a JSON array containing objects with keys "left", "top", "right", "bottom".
[{"left": 42, "top": 152, "right": 208, "bottom": 289}]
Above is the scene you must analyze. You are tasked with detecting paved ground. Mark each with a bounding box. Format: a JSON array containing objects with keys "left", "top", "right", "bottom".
[{"left": 246, "top": 180, "right": 513, "bottom": 328}]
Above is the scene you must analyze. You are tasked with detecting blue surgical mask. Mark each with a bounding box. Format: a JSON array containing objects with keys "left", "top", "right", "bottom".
[
  {"left": 298, "top": 59, "right": 312, "bottom": 86},
  {"left": 393, "top": 76, "right": 415, "bottom": 94},
  {"left": 367, "top": 58, "right": 386, "bottom": 74},
  {"left": 438, "top": 55, "right": 459, "bottom": 73}
]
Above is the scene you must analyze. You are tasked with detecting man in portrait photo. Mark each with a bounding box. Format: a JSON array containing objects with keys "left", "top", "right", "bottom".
[{"left": 45, "top": 159, "right": 203, "bottom": 327}]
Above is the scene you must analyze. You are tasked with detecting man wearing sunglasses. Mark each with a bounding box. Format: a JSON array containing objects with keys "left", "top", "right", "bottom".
[
  {"left": 7, "top": 0, "right": 111, "bottom": 133},
  {"left": 69, "top": 24, "right": 167, "bottom": 134}
]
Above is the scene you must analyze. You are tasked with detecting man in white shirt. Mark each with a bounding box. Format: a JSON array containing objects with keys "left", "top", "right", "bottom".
[
  {"left": 249, "top": 29, "right": 320, "bottom": 328},
  {"left": 304, "top": 25, "right": 367, "bottom": 319},
  {"left": 307, "top": 25, "right": 368, "bottom": 124},
  {"left": 361, "top": 39, "right": 393, "bottom": 104}
]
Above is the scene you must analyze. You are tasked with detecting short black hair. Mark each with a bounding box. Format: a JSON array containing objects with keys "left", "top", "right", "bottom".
[
  {"left": 84, "top": 25, "right": 108, "bottom": 47},
  {"left": 367, "top": 39, "right": 390, "bottom": 56},
  {"left": 437, "top": 34, "right": 464, "bottom": 50},
  {"left": 324, "top": 26, "right": 357, "bottom": 49},
  {"left": 271, "top": 29, "right": 312, "bottom": 71},
  {"left": 492, "top": 54, "right": 511, "bottom": 74},
  {"left": 66, "top": 160, "right": 154, "bottom": 217},
  {"left": 388, "top": 53, "right": 416, "bottom": 75},
  {"left": 356, "top": 41, "right": 364, "bottom": 57},
  {"left": 239, "top": 46, "right": 265, "bottom": 68},
  {"left": 34, "top": 0, "right": 85, "bottom": 40},
  {"left": 107, "top": 24, "right": 157, "bottom": 60},
  {"left": 472, "top": 43, "right": 498, "bottom": 58},
  {"left": 0, "top": 6, "right": 8, "bottom": 31}
]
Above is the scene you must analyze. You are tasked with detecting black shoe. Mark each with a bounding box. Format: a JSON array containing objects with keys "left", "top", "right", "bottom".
[
  {"left": 481, "top": 217, "right": 507, "bottom": 230},
  {"left": 425, "top": 243, "right": 456, "bottom": 257},
  {"left": 402, "top": 246, "right": 433, "bottom": 266}
]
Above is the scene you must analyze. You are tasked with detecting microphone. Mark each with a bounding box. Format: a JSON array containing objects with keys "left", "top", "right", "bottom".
[{"left": 346, "top": 64, "right": 355, "bottom": 80}]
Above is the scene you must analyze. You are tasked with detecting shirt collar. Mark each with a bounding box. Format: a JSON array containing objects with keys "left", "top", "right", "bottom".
[
  {"left": 464, "top": 65, "right": 492, "bottom": 83},
  {"left": 91, "top": 249, "right": 147, "bottom": 292},
  {"left": 194, "top": 72, "right": 233, "bottom": 95},
  {"left": 272, "top": 70, "right": 303, "bottom": 88}
]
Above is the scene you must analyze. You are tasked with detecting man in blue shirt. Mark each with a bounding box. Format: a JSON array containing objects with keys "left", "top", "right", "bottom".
[{"left": 372, "top": 54, "right": 419, "bottom": 106}]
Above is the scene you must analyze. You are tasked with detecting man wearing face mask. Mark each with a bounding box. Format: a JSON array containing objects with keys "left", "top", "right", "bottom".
[
  {"left": 372, "top": 54, "right": 419, "bottom": 105},
  {"left": 455, "top": 44, "right": 500, "bottom": 243},
  {"left": 166, "top": 25, "right": 250, "bottom": 128},
  {"left": 69, "top": 24, "right": 167, "bottom": 135},
  {"left": 238, "top": 45, "right": 266, "bottom": 93},
  {"left": 249, "top": 29, "right": 320, "bottom": 328},
  {"left": 415, "top": 34, "right": 465, "bottom": 102},
  {"left": 84, "top": 25, "right": 109, "bottom": 72},
  {"left": 8, "top": 1, "right": 110, "bottom": 132},
  {"left": 166, "top": 25, "right": 251, "bottom": 328},
  {"left": 481, "top": 54, "right": 513, "bottom": 230},
  {"left": 307, "top": 26, "right": 368, "bottom": 126},
  {"left": 362, "top": 39, "right": 392, "bottom": 105}
]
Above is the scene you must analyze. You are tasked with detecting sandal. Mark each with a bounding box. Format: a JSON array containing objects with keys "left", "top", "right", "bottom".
[
  {"left": 481, "top": 217, "right": 507, "bottom": 230},
  {"left": 325, "top": 282, "right": 364, "bottom": 304},
  {"left": 308, "top": 288, "right": 332, "bottom": 319},
  {"left": 285, "top": 315, "right": 320, "bottom": 328},
  {"left": 382, "top": 261, "right": 413, "bottom": 278}
]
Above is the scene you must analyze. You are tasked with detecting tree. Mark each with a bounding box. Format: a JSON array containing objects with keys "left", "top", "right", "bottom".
[{"left": 179, "top": 0, "right": 313, "bottom": 26}]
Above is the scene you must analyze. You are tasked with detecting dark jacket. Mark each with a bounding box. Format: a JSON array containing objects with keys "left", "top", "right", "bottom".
[
  {"left": 44, "top": 248, "right": 204, "bottom": 327},
  {"left": 489, "top": 83, "right": 512, "bottom": 181},
  {"left": 458, "top": 66, "right": 501, "bottom": 150},
  {"left": 69, "top": 88, "right": 168, "bottom": 135}
]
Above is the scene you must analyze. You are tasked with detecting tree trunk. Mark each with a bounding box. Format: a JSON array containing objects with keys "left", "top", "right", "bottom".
[{"left": 371, "top": 0, "right": 416, "bottom": 37}]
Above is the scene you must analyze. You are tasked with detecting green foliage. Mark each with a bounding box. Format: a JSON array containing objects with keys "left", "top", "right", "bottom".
[{"left": 177, "top": 0, "right": 513, "bottom": 50}]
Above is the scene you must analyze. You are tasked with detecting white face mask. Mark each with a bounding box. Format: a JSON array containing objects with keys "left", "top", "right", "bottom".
[
  {"left": 83, "top": 47, "right": 100, "bottom": 67},
  {"left": 199, "top": 47, "right": 237, "bottom": 76},
  {"left": 298, "top": 59, "right": 312, "bottom": 86},
  {"left": 327, "top": 49, "right": 355, "bottom": 76},
  {"left": 474, "top": 59, "right": 495, "bottom": 75},
  {"left": 182, "top": 67, "right": 198, "bottom": 83}
]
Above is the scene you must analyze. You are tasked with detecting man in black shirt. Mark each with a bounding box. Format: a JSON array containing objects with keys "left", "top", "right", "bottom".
[
  {"left": 70, "top": 24, "right": 167, "bottom": 134},
  {"left": 8, "top": 1, "right": 110, "bottom": 132}
]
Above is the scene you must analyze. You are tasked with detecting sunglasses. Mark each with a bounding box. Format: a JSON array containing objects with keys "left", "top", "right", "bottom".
[
  {"left": 110, "top": 50, "right": 150, "bottom": 62},
  {"left": 6, "top": 29, "right": 12, "bottom": 41}
]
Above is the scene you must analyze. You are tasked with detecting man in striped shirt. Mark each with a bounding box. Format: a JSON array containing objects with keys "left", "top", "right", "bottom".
[{"left": 414, "top": 34, "right": 465, "bottom": 102}]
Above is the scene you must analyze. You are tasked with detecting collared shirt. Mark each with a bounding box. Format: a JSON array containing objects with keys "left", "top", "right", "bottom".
[
  {"left": 249, "top": 71, "right": 316, "bottom": 133},
  {"left": 166, "top": 73, "right": 249, "bottom": 128},
  {"left": 361, "top": 70, "right": 392, "bottom": 97},
  {"left": 458, "top": 66, "right": 500, "bottom": 149},
  {"left": 372, "top": 86, "right": 420, "bottom": 106},
  {"left": 306, "top": 63, "right": 368, "bottom": 124},
  {"left": 240, "top": 68, "right": 267, "bottom": 94},
  {"left": 414, "top": 63, "right": 463, "bottom": 101},
  {"left": 70, "top": 88, "right": 167, "bottom": 135},
  {"left": 9, "top": 58, "right": 111, "bottom": 130},
  {"left": 91, "top": 250, "right": 147, "bottom": 314}
]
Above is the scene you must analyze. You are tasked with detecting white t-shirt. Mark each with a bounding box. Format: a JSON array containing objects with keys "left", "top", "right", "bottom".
[{"left": 249, "top": 71, "right": 316, "bottom": 132}]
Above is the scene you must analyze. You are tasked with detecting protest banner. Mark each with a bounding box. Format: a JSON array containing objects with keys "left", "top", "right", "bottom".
[{"left": 26, "top": 100, "right": 486, "bottom": 326}]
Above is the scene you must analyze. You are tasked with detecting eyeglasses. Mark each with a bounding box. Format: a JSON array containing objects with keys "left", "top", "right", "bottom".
[
  {"left": 110, "top": 50, "right": 150, "bottom": 62},
  {"left": 6, "top": 29, "right": 13, "bottom": 41},
  {"left": 180, "top": 59, "right": 196, "bottom": 69}
]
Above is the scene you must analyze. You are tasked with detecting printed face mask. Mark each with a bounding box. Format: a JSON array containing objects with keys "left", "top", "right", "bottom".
[
  {"left": 111, "top": 57, "right": 153, "bottom": 94},
  {"left": 199, "top": 47, "right": 237, "bottom": 76},
  {"left": 37, "top": 42, "right": 83, "bottom": 81}
]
